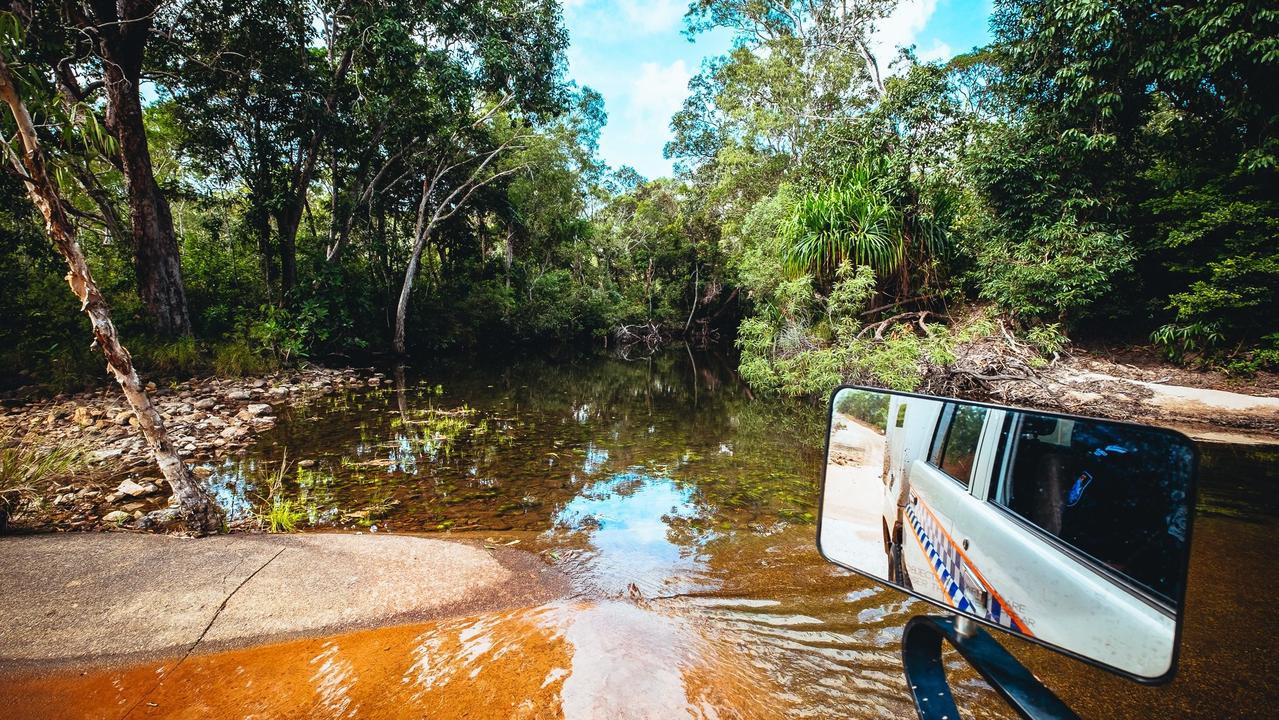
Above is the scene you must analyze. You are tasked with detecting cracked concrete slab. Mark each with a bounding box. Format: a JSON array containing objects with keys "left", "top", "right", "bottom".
[{"left": 0, "top": 532, "right": 566, "bottom": 672}]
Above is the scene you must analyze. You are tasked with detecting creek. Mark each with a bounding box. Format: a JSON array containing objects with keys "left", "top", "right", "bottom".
[{"left": 9, "top": 351, "right": 1278, "bottom": 719}]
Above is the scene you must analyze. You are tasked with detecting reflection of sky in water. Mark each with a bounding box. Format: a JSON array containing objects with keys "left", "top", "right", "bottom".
[
  {"left": 582, "top": 444, "right": 609, "bottom": 475},
  {"left": 552, "top": 471, "right": 708, "bottom": 596},
  {"left": 202, "top": 459, "right": 257, "bottom": 521}
]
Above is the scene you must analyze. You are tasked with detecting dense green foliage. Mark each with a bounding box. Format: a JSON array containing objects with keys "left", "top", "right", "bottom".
[{"left": 0, "top": 0, "right": 1274, "bottom": 392}]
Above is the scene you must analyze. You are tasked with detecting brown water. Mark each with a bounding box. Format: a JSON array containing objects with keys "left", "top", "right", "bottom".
[{"left": 4, "top": 351, "right": 1278, "bottom": 719}]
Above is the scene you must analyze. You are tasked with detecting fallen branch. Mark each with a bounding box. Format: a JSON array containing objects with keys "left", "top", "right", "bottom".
[{"left": 856, "top": 311, "right": 949, "bottom": 341}]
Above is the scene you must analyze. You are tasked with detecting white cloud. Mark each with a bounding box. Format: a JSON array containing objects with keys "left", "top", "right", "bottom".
[
  {"left": 915, "top": 39, "right": 953, "bottom": 63},
  {"left": 589, "top": 59, "right": 691, "bottom": 178},
  {"left": 567, "top": 0, "right": 686, "bottom": 37},
  {"left": 627, "top": 59, "right": 691, "bottom": 125},
  {"left": 620, "top": 0, "right": 687, "bottom": 34},
  {"left": 870, "top": 0, "right": 942, "bottom": 69}
]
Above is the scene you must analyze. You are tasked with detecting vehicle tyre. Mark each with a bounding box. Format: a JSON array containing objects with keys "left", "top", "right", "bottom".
[{"left": 889, "top": 526, "right": 910, "bottom": 589}]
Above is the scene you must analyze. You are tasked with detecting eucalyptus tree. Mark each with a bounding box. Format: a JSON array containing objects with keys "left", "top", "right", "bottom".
[
  {"left": 162, "top": 0, "right": 568, "bottom": 312},
  {"left": 670, "top": 0, "right": 892, "bottom": 172},
  {"left": 158, "top": 0, "right": 332, "bottom": 296},
  {"left": 7, "top": 0, "right": 192, "bottom": 335}
]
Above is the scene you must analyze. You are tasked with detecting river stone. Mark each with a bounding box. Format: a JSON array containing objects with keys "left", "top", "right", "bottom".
[
  {"left": 72, "top": 407, "right": 92, "bottom": 426},
  {"left": 245, "top": 403, "right": 272, "bottom": 416},
  {"left": 226, "top": 390, "right": 252, "bottom": 401},
  {"left": 115, "top": 479, "right": 150, "bottom": 498},
  {"left": 298, "top": 459, "right": 316, "bottom": 468},
  {"left": 193, "top": 397, "right": 217, "bottom": 410},
  {"left": 102, "top": 510, "right": 130, "bottom": 524},
  {"left": 90, "top": 448, "right": 124, "bottom": 463},
  {"left": 113, "top": 410, "right": 133, "bottom": 426}
]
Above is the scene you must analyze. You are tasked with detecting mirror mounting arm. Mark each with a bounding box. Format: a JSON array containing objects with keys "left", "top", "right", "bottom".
[{"left": 902, "top": 615, "right": 1080, "bottom": 720}]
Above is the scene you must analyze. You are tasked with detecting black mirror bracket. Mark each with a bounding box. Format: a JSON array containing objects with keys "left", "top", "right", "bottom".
[{"left": 901, "top": 615, "right": 1081, "bottom": 720}]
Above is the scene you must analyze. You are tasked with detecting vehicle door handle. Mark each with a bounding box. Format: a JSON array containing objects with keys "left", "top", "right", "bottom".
[{"left": 963, "top": 566, "right": 989, "bottom": 609}]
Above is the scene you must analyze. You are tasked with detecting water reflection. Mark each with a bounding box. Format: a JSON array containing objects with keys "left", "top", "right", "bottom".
[
  {"left": 3, "top": 352, "right": 1276, "bottom": 719},
  {"left": 198, "top": 352, "right": 825, "bottom": 535},
  {"left": 554, "top": 472, "right": 708, "bottom": 598}
]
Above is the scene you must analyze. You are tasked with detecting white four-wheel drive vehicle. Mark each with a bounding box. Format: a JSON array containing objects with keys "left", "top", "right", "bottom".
[{"left": 880, "top": 395, "right": 1182, "bottom": 679}]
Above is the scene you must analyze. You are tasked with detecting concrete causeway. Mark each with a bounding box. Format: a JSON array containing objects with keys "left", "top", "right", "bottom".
[{"left": 0, "top": 532, "right": 566, "bottom": 671}]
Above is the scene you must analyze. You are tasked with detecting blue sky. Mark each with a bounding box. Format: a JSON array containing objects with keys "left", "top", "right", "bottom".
[{"left": 563, "top": 0, "right": 992, "bottom": 179}]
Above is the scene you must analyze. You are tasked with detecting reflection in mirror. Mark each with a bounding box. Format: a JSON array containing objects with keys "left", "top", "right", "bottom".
[{"left": 818, "top": 387, "right": 1197, "bottom": 681}]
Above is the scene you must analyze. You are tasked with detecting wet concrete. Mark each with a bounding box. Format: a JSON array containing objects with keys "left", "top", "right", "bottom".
[
  {"left": 0, "top": 600, "right": 790, "bottom": 720},
  {"left": 0, "top": 532, "right": 567, "bottom": 670}
]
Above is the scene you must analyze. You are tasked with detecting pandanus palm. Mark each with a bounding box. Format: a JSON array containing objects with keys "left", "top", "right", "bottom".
[
  {"left": 780, "top": 165, "right": 904, "bottom": 282},
  {"left": 780, "top": 161, "right": 954, "bottom": 298}
]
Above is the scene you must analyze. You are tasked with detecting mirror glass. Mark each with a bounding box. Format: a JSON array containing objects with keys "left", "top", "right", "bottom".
[{"left": 818, "top": 387, "right": 1197, "bottom": 681}]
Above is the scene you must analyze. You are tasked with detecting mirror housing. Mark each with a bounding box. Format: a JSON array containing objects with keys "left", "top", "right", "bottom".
[{"left": 818, "top": 386, "right": 1198, "bottom": 683}]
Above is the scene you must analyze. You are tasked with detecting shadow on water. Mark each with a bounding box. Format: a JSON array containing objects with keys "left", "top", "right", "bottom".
[{"left": 4, "top": 350, "right": 1278, "bottom": 719}]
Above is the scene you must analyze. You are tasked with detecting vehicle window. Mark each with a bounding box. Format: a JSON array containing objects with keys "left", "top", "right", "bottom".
[
  {"left": 989, "top": 413, "right": 1193, "bottom": 603},
  {"left": 933, "top": 403, "right": 987, "bottom": 487}
]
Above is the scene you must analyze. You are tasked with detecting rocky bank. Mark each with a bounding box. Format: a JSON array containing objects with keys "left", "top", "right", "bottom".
[{"left": 0, "top": 366, "right": 387, "bottom": 531}]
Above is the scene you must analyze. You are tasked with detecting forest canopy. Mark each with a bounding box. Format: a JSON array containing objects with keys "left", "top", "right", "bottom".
[{"left": 1, "top": 0, "right": 1275, "bottom": 394}]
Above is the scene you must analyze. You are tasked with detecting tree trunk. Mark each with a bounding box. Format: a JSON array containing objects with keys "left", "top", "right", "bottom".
[
  {"left": 274, "top": 209, "right": 298, "bottom": 296},
  {"left": 504, "top": 221, "right": 514, "bottom": 290},
  {"left": 253, "top": 198, "right": 276, "bottom": 290},
  {"left": 0, "top": 57, "right": 222, "bottom": 535},
  {"left": 90, "top": 0, "right": 192, "bottom": 336},
  {"left": 393, "top": 232, "right": 429, "bottom": 356},
  {"left": 276, "top": 47, "right": 353, "bottom": 292}
]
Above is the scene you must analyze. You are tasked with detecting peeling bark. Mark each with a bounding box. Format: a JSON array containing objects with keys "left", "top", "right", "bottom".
[{"left": 0, "top": 56, "right": 222, "bottom": 535}]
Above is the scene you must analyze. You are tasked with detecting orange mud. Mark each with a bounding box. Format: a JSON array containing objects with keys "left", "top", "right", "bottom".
[{"left": 1, "top": 600, "right": 787, "bottom": 720}]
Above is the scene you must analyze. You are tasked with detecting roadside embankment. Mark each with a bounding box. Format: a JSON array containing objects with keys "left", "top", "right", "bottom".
[
  {"left": 0, "top": 532, "right": 567, "bottom": 672},
  {"left": 936, "top": 340, "right": 1279, "bottom": 440}
]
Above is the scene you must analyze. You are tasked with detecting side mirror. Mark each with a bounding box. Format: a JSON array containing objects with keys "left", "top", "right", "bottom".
[{"left": 818, "top": 386, "right": 1198, "bottom": 683}]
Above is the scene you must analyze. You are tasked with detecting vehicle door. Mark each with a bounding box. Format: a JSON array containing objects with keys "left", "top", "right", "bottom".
[
  {"left": 959, "top": 412, "right": 1177, "bottom": 677},
  {"left": 899, "top": 402, "right": 993, "bottom": 613}
]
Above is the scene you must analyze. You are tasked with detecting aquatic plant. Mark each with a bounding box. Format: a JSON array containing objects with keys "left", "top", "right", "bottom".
[{"left": 254, "top": 451, "right": 307, "bottom": 533}]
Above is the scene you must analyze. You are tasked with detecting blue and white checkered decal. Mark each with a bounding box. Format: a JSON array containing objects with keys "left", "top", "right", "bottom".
[{"left": 905, "top": 498, "right": 1027, "bottom": 635}]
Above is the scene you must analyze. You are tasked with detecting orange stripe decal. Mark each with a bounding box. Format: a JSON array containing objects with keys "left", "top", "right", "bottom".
[{"left": 917, "top": 497, "right": 1032, "bottom": 636}]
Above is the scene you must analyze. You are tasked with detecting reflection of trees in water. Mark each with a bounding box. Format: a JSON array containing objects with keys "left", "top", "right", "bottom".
[{"left": 225, "top": 350, "right": 827, "bottom": 530}]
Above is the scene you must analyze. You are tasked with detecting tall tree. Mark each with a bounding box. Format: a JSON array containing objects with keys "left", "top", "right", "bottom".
[
  {"left": 969, "top": 0, "right": 1278, "bottom": 348},
  {"left": 35, "top": 0, "right": 194, "bottom": 335}
]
